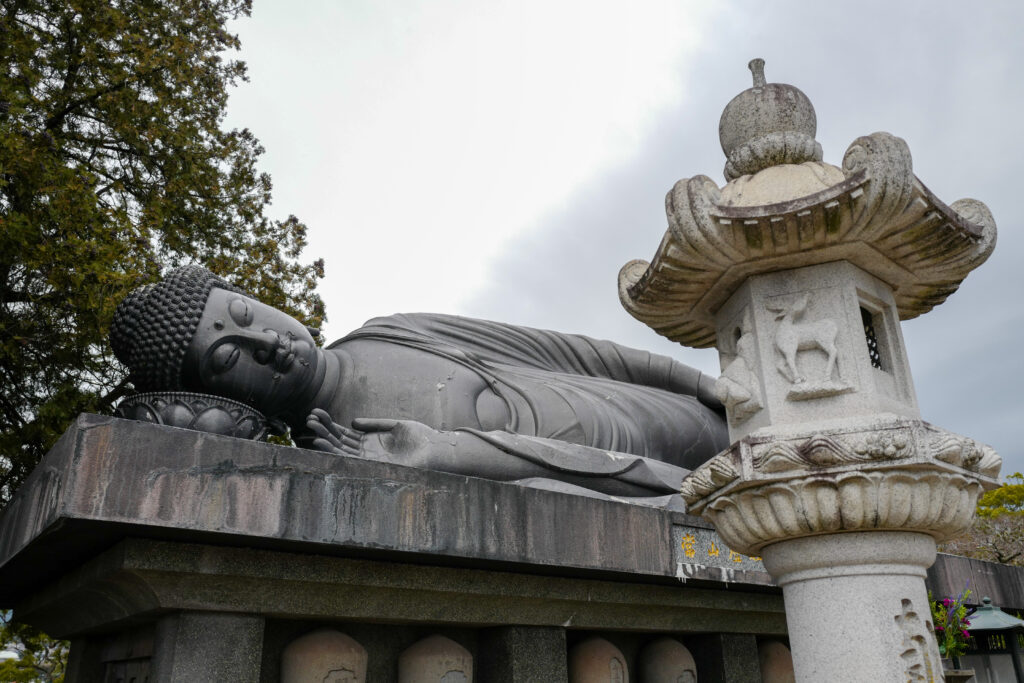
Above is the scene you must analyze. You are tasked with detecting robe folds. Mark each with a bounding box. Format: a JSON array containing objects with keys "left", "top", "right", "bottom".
[{"left": 332, "top": 314, "right": 728, "bottom": 497}]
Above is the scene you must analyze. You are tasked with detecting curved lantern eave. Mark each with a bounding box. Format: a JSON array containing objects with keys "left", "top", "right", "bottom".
[{"left": 619, "top": 133, "right": 996, "bottom": 349}]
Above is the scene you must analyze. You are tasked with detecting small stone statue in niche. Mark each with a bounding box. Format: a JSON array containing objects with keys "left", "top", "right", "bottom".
[
  {"left": 715, "top": 327, "right": 763, "bottom": 424},
  {"left": 110, "top": 266, "right": 728, "bottom": 500}
]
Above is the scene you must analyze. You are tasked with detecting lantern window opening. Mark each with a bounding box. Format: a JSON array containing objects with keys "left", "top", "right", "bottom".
[{"left": 860, "top": 305, "right": 887, "bottom": 372}]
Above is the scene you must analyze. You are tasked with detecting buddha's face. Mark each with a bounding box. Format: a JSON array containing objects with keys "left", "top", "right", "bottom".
[{"left": 184, "top": 287, "right": 319, "bottom": 417}]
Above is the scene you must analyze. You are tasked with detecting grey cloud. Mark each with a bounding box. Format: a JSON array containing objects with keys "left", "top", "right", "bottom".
[{"left": 464, "top": 0, "right": 1024, "bottom": 476}]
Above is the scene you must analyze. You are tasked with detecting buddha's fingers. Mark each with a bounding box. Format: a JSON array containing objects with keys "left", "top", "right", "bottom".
[
  {"left": 339, "top": 430, "right": 362, "bottom": 451},
  {"left": 352, "top": 418, "right": 400, "bottom": 433},
  {"left": 312, "top": 437, "right": 349, "bottom": 455},
  {"left": 306, "top": 418, "right": 340, "bottom": 446}
]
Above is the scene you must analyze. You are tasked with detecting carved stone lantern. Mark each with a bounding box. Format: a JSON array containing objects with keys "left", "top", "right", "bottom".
[{"left": 619, "top": 59, "right": 1002, "bottom": 682}]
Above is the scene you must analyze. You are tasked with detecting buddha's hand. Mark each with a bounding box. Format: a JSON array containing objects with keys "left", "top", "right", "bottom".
[
  {"left": 305, "top": 408, "right": 364, "bottom": 456},
  {"left": 304, "top": 410, "right": 440, "bottom": 464},
  {"left": 351, "top": 418, "right": 439, "bottom": 465}
]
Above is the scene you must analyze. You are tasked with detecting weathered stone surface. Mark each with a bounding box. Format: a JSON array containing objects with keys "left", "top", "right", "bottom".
[
  {"left": 718, "top": 162, "right": 843, "bottom": 208},
  {"left": 568, "top": 637, "right": 628, "bottom": 683},
  {"left": 680, "top": 415, "right": 999, "bottom": 556},
  {"left": 757, "top": 640, "right": 795, "bottom": 683},
  {"left": 259, "top": 622, "right": 480, "bottom": 683},
  {"left": 688, "top": 633, "right": 762, "bottom": 683},
  {"left": 718, "top": 59, "right": 821, "bottom": 181},
  {"left": 761, "top": 532, "right": 943, "bottom": 682},
  {"left": 42, "top": 534, "right": 1017, "bottom": 680},
  {"left": 626, "top": 60, "right": 1001, "bottom": 683},
  {"left": 64, "top": 627, "right": 155, "bottom": 683},
  {"left": 0, "top": 414, "right": 788, "bottom": 668},
  {"left": 150, "top": 612, "right": 264, "bottom": 683},
  {"left": 712, "top": 261, "right": 920, "bottom": 437},
  {"left": 478, "top": 627, "right": 568, "bottom": 683},
  {"left": 671, "top": 523, "right": 767, "bottom": 585},
  {"left": 0, "top": 413, "right": 725, "bottom": 604},
  {"left": 281, "top": 629, "right": 367, "bottom": 683},
  {"left": 636, "top": 637, "right": 697, "bottom": 682},
  {"left": 620, "top": 126, "right": 996, "bottom": 349},
  {"left": 14, "top": 538, "right": 787, "bottom": 640},
  {"left": 398, "top": 635, "right": 473, "bottom": 683}
]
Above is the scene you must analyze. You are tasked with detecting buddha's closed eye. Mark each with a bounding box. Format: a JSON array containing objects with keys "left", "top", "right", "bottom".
[
  {"left": 229, "top": 298, "right": 253, "bottom": 326},
  {"left": 211, "top": 343, "right": 240, "bottom": 373}
]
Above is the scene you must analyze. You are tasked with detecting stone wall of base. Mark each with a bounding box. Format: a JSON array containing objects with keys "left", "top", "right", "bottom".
[
  {"left": 43, "top": 539, "right": 785, "bottom": 682},
  {"left": 65, "top": 611, "right": 781, "bottom": 682}
]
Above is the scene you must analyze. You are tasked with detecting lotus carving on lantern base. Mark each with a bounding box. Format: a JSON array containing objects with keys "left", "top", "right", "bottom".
[{"left": 680, "top": 416, "right": 1000, "bottom": 556}]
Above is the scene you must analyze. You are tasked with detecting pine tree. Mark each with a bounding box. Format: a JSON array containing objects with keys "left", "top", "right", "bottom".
[{"left": 0, "top": 0, "right": 325, "bottom": 505}]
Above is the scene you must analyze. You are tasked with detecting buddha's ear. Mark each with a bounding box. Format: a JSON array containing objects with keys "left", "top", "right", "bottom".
[{"left": 306, "top": 326, "right": 321, "bottom": 338}]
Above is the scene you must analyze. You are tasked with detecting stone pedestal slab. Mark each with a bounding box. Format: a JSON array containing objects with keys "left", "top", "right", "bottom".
[
  {"left": 0, "top": 413, "right": 745, "bottom": 600},
  {"left": 0, "top": 415, "right": 786, "bottom": 681}
]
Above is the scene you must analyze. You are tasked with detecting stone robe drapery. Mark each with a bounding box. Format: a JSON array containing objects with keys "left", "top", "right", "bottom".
[{"left": 332, "top": 314, "right": 727, "bottom": 494}]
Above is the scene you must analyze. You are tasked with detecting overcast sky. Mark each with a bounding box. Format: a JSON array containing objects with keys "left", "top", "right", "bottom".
[{"left": 224, "top": 0, "right": 1023, "bottom": 477}]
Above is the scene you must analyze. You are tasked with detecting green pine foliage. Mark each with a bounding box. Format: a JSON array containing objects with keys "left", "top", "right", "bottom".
[
  {"left": 940, "top": 472, "right": 1024, "bottom": 565},
  {"left": 977, "top": 472, "right": 1024, "bottom": 518},
  {"left": 0, "top": 0, "right": 325, "bottom": 505},
  {"left": 0, "top": 612, "right": 66, "bottom": 683}
]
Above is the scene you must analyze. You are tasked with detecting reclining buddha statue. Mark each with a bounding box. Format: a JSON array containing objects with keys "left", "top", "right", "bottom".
[{"left": 110, "top": 266, "right": 727, "bottom": 501}]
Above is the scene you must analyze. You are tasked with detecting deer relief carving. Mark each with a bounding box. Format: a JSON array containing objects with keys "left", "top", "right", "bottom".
[{"left": 766, "top": 294, "right": 853, "bottom": 401}]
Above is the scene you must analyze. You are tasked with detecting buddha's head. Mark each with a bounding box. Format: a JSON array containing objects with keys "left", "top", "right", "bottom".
[{"left": 110, "top": 266, "right": 320, "bottom": 423}]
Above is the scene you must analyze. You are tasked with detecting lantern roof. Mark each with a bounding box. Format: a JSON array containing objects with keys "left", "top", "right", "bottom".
[{"left": 619, "top": 60, "right": 996, "bottom": 349}]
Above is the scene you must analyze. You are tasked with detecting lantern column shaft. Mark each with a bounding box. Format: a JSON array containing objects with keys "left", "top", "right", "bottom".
[{"left": 761, "top": 531, "right": 939, "bottom": 682}]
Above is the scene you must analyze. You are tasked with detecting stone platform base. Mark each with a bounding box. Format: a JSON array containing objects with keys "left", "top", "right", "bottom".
[
  {"left": 47, "top": 538, "right": 779, "bottom": 682},
  {"left": 0, "top": 415, "right": 787, "bottom": 682}
]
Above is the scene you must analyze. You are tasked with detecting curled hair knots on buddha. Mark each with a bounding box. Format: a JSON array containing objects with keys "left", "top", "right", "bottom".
[{"left": 110, "top": 265, "right": 244, "bottom": 392}]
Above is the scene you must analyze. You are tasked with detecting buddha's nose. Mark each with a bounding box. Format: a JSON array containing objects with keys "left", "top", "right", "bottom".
[{"left": 250, "top": 330, "right": 282, "bottom": 365}]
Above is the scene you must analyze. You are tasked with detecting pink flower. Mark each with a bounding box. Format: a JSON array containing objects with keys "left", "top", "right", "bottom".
[
  {"left": 943, "top": 599, "right": 951, "bottom": 607},
  {"left": 936, "top": 625, "right": 945, "bottom": 631}
]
